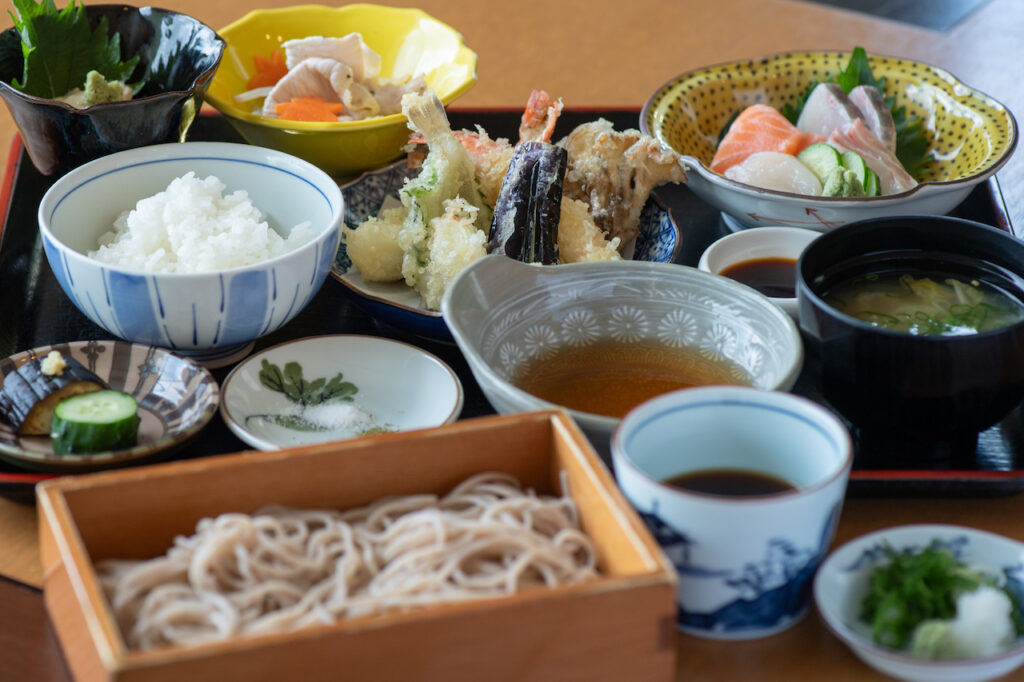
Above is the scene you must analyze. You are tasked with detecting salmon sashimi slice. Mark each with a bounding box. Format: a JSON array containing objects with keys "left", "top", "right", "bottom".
[{"left": 710, "top": 105, "right": 824, "bottom": 174}]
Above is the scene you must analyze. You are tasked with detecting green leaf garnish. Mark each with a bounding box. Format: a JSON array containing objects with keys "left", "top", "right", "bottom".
[
  {"left": 859, "top": 541, "right": 1023, "bottom": 650},
  {"left": 780, "top": 47, "right": 933, "bottom": 180},
  {"left": 8, "top": 0, "right": 138, "bottom": 99},
  {"left": 258, "top": 360, "right": 358, "bottom": 407}
]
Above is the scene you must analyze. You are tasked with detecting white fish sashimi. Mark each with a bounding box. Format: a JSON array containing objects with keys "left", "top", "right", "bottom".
[
  {"left": 796, "top": 83, "right": 862, "bottom": 138},
  {"left": 849, "top": 85, "right": 896, "bottom": 154},
  {"left": 724, "top": 151, "right": 823, "bottom": 195},
  {"left": 281, "top": 34, "right": 382, "bottom": 82},
  {"left": 829, "top": 119, "right": 917, "bottom": 194},
  {"left": 262, "top": 58, "right": 352, "bottom": 117}
]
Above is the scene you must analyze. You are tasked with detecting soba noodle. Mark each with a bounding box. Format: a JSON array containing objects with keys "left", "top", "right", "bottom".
[{"left": 97, "top": 472, "right": 598, "bottom": 650}]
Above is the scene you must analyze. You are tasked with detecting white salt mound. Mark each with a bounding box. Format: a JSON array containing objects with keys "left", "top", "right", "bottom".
[{"left": 88, "top": 172, "right": 315, "bottom": 273}]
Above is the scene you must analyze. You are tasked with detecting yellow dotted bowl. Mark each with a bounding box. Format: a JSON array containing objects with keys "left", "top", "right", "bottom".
[
  {"left": 641, "top": 51, "right": 1017, "bottom": 230},
  {"left": 205, "top": 3, "right": 477, "bottom": 179}
]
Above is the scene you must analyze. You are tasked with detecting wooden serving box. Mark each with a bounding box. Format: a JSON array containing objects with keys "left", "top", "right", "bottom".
[{"left": 37, "top": 411, "right": 677, "bottom": 682}]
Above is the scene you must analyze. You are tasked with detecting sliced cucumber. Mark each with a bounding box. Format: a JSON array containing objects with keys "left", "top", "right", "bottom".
[
  {"left": 863, "top": 167, "right": 881, "bottom": 196},
  {"left": 840, "top": 151, "right": 869, "bottom": 185},
  {"left": 797, "top": 143, "right": 843, "bottom": 184},
  {"left": 50, "top": 390, "right": 140, "bottom": 454}
]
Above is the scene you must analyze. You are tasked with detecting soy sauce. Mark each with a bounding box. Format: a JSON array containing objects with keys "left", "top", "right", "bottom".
[
  {"left": 663, "top": 468, "right": 795, "bottom": 497},
  {"left": 719, "top": 257, "right": 797, "bottom": 298}
]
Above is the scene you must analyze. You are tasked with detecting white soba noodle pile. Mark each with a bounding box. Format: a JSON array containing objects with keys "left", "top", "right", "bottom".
[{"left": 97, "top": 473, "right": 598, "bottom": 650}]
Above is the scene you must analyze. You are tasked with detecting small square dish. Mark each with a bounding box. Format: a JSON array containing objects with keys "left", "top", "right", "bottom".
[{"left": 219, "top": 334, "right": 463, "bottom": 450}]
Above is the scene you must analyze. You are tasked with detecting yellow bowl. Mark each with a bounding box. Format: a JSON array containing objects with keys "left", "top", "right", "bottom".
[
  {"left": 205, "top": 3, "right": 477, "bottom": 178},
  {"left": 641, "top": 51, "right": 1018, "bottom": 229}
]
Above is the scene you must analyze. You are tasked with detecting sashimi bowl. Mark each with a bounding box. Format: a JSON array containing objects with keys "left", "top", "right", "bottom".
[
  {"left": 641, "top": 50, "right": 1017, "bottom": 230},
  {"left": 204, "top": 3, "right": 478, "bottom": 177},
  {"left": 441, "top": 256, "right": 803, "bottom": 454},
  {"left": 0, "top": 4, "right": 224, "bottom": 177},
  {"left": 38, "top": 141, "right": 344, "bottom": 368}
]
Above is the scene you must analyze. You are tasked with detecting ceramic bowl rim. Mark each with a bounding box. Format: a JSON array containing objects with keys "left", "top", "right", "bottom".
[
  {"left": 813, "top": 523, "right": 1024, "bottom": 669},
  {"left": 38, "top": 140, "right": 344, "bottom": 278},
  {"left": 204, "top": 3, "right": 478, "bottom": 132},
  {"left": 609, "top": 385, "right": 853, "bottom": 503},
  {"left": 640, "top": 49, "right": 1019, "bottom": 201},
  {"left": 218, "top": 333, "right": 465, "bottom": 451}
]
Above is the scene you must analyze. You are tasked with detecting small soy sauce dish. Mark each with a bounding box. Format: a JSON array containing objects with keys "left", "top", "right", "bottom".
[
  {"left": 796, "top": 215, "right": 1024, "bottom": 466},
  {"left": 611, "top": 385, "right": 853, "bottom": 640},
  {"left": 698, "top": 226, "right": 819, "bottom": 320}
]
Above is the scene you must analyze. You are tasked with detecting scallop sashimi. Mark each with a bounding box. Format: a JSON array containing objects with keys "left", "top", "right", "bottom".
[
  {"left": 710, "top": 105, "right": 823, "bottom": 174},
  {"left": 724, "top": 151, "right": 823, "bottom": 194}
]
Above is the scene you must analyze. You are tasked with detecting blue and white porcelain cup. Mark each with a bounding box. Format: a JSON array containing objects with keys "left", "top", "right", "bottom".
[{"left": 611, "top": 386, "right": 852, "bottom": 640}]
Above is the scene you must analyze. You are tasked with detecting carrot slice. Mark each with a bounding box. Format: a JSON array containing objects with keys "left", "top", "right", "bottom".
[
  {"left": 274, "top": 96, "right": 345, "bottom": 122},
  {"left": 247, "top": 49, "right": 288, "bottom": 89}
]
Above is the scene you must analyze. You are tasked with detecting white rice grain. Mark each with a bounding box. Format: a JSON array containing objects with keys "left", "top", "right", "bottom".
[{"left": 88, "top": 173, "right": 315, "bottom": 273}]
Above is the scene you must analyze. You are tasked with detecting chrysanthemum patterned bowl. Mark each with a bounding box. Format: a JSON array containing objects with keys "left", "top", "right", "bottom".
[
  {"left": 814, "top": 524, "right": 1024, "bottom": 682},
  {"left": 332, "top": 160, "right": 682, "bottom": 342},
  {"left": 641, "top": 51, "right": 1018, "bottom": 230},
  {"left": 0, "top": 340, "right": 219, "bottom": 474},
  {"left": 204, "top": 4, "right": 477, "bottom": 178},
  {"left": 441, "top": 256, "right": 803, "bottom": 450}
]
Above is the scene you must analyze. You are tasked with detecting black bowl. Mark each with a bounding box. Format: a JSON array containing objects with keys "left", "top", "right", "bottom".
[
  {"left": 0, "top": 5, "right": 224, "bottom": 176},
  {"left": 797, "top": 215, "right": 1024, "bottom": 464}
]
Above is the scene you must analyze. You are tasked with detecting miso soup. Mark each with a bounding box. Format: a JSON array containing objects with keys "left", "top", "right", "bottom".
[
  {"left": 512, "top": 339, "right": 751, "bottom": 418},
  {"left": 823, "top": 272, "right": 1024, "bottom": 335}
]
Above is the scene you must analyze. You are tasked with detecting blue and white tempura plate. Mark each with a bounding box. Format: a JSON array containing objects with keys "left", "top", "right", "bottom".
[{"left": 331, "top": 161, "right": 683, "bottom": 342}]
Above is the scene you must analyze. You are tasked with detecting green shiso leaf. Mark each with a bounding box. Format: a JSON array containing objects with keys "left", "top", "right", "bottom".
[
  {"left": 780, "top": 47, "right": 933, "bottom": 180},
  {"left": 8, "top": 0, "right": 138, "bottom": 99}
]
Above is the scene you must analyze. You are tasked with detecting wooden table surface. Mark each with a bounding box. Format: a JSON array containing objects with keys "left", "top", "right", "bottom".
[{"left": 1, "top": 0, "right": 1023, "bottom": 679}]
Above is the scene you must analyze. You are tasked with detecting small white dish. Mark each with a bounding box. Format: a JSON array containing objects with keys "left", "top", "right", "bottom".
[
  {"left": 698, "top": 226, "right": 819, "bottom": 319},
  {"left": 219, "top": 335, "right": 463, "bottom": 450},
  {"left": 814, "top": 524, "right": 1024, "bottom": 682}
]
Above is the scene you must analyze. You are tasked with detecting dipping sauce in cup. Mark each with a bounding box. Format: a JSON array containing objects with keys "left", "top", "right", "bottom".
[
  {"left": 611, "top": 386, "right": 852, "bottom": 640},
  {"left": 699, "top": 226, "right": 819, "bottom": 319}
]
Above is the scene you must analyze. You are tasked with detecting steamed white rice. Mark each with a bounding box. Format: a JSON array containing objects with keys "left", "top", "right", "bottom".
[{"left": 88, "top": 172, "right": 316, "bottom": 273}]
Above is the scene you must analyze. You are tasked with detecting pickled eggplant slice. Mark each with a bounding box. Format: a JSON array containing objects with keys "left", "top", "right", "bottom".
[
  {"left": 0, "top": 352, "right": 107, "bottom": 435},
  {"left": 50, "top": 390, "right": 140, "bottom": 454},
  {"left": 488, "top": 141, "right": 567, "bottom": 265}
]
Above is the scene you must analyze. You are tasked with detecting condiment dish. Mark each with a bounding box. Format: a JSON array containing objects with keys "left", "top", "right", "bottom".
[
  {"left": 38, "top": 141, "right": 344, "bottom": 368},
  {"left": 0, "top": 340, "right": 219, "bottom": 473},
  {"left": 333, "top": 160, "right": 682, "bottom": 342},
  {"left": 797, "top": 215, "right": 1024, "bottom": 464},
  {"left": 814, "top": 524, "right": 1024, "bottom": 682},
  {"left": 641, "top": 50, "right": 1017, "bottom": 230},
  {"left": 0, "top": 4, "right": 224, "bottom": 177},
  {"left": 698, "top": 226, "right": 819, "bottom": 319},
  {"left": 204, "top": 4, "right": 477, "bottom": 178},
  {"left": 442, "top": 256, "right": 803, "bottom": 455},
  {"left": 220, "top": 334, "right": 463, "bottom": 451}
]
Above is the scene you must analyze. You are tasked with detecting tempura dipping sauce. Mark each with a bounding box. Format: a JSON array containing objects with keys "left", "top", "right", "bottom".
[
  {"left": 719, "top": 257, "right": 798, "bottom": 298},
  {"left": 512, "top": 339, "right": 750, "bottom": 418}
]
